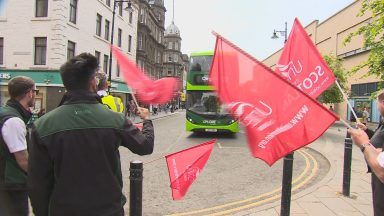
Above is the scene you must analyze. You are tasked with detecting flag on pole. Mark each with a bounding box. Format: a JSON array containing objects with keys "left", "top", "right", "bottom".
[
  {"left": 275, "top": 18, "right": 336, "bottom": 98},
  {"left": 209, "top": 33, "right": 338, "bottom": 166},
  {"left": 166, "top": 139, "right": 216, "bottom": 200},
  {"left": 112, "top": 46, "right": 179, "bottom": 105}
]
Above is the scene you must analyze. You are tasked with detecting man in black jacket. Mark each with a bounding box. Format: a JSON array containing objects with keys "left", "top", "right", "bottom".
[
  {"left": 349, "top": 91, "right": 384, "bottom": 216},
  {"left": 28, "top": 53, "right": 154, "bottom": 216}
]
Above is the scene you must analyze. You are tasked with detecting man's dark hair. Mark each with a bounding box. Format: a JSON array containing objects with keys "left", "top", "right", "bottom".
[
  {"left": 60, "top": 53, "right": 99, "bottom": 90},
  {"left": 8, "top": 76, "right": 35, "bottom": 99}
]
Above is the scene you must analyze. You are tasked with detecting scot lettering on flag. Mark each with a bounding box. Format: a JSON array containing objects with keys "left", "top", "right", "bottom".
[
  {"left": 112, "top": 46, "right": 179, "bottom": 105},
  {"left": 275, "top": 18, "right": 336, "bottom": 98},
  {"left": 209, "top": 33, "right": 338, "bottom": 166},
  {"left": 166, "top": 139, "right": 216, "bottom": 200}
]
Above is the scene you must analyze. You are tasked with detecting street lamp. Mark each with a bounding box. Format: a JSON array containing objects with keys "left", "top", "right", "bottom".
[
  {"left": 271, "top": 22, "right": 288, "bottom": 43},
  {"left": 272, "top": 21, "right": 294, "bottom": 216},
  {"left": 108, "top": 0, "right": 133, "bottom": 92}
]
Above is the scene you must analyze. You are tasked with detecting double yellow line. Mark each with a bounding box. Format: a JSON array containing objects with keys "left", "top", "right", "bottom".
[{"left": 167, "top": 149, "right": 318, "bottom": 216}]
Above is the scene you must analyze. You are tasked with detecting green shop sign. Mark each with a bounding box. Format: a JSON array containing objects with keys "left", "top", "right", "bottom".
[{"left": 0, "top": 70, "right": 131, "bottom": 93}]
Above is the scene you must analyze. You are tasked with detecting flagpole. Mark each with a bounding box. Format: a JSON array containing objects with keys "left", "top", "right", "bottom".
[
  {"left": 131, "top": 92, "right": 140, "bottom": 109},
  {"left": 335, "top": 80, "right": 360, "bottom": 123}
]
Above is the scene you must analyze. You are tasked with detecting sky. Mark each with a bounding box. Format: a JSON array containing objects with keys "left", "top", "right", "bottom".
[{"left": 164, "top": 0, "right": 355, "bottom": 60}]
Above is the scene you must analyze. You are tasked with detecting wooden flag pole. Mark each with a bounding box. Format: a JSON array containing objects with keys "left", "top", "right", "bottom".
[
  {"left": 335, "top": 80, "right": 360, "bottom": 123},
  {"left": 131, "top": 93, "right": 140, "bottom": 109}
]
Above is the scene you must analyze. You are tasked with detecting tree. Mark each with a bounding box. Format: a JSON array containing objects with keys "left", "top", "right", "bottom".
[
  {"left": 344, "top": 0, "right": 384, "bottom": 79},
  {"left": 317, "top": 54, "right": 348, "bottom": 104}
]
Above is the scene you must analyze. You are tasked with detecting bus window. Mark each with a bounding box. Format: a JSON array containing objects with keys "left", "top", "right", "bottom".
[{"left": 189, "top": 56, "right": 213, "bottom": 72}]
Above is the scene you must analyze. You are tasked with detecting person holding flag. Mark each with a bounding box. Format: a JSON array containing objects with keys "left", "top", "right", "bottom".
[
  {"left": 348, "top": 90, "right": 384, "bottom": 216},
  {"left": 28, "top": 53, "right": 155, "bottom": 216}
]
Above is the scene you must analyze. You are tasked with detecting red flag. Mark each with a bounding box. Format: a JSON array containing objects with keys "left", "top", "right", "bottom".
[
  {"left": 112, "top": 46, "right": 179, "bottom": 104},
  {"left": 165, "top": 139, "right": 216, "bottom": 200},
  {"left": 275, "top": 18, "right": 336, "bottom": 98},
  {"left": 209, "top": 33, "right": 338, "bottom": 166}
]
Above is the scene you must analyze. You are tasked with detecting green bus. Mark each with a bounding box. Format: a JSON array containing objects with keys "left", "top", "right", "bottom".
[{"left": 186, "top": 51, "right": 239, "bottom": 133}]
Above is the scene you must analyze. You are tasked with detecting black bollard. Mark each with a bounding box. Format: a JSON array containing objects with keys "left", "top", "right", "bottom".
[
  {"left": 280, "top": 152, "right": 294, "bottom": 216},
  {"left": 130, "top": 160, "right": 143, "bottom": 216},
  {"left": 342, "top": 138, "right": 353, "bottom": 197}
]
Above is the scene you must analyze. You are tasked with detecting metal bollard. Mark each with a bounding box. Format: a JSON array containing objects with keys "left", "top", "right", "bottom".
[
  {"left": 342, "top": 138, "right": 353, "bottom": 197},
  {"left": 280, "top": 152, "right": 294, "bottom": 216},
  {"left": 130, "top": 160, "right": 143, "bottom": 216}
]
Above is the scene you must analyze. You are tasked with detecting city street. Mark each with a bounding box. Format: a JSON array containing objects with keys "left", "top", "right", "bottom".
[{"left": 120, "top": 111, "right": 334, "bottom": 215}]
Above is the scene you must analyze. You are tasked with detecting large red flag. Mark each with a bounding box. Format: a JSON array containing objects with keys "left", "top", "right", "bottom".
[
  {"left": 275, "top": 18, "right": 336, "bottom": 98},
  {"left": 112, "top": 46, "right": 179, "bottom": 104},
  {"left": 209, "top": 33, "right": 338, "bottom": 166},
  {"left": 166, "top": 139, "right": 216, "bottom": 200}
]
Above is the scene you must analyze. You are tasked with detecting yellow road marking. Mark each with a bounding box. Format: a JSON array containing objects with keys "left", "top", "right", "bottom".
[
  {"left": 166, "top": 149, "right": 317, "bottom": 216},
  {"left": 208, "top": 149, "right": 318, "bottom": 215}
]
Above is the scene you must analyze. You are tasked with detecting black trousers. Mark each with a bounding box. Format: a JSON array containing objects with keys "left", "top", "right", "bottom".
[
  {"left": 0, "top": 190, "right": 28, "bottom": 216},
  {"left": 372, "top": 174, "right": 384, "bottom": 216}
]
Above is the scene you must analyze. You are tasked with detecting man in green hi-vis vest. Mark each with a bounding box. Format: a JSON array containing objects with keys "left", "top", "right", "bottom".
[
  {"left": 0, "top": 76, "right": 38, "bottom": 216},
  {"left": 28, "top": 53, "right": 154, "bottom": 216}
]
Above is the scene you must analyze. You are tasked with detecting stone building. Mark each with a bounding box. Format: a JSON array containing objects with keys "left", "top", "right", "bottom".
[
  {"left": 0, "top": 0, "right": 139, "bottom": 111},
  {"left": 263, "top": 0, "right": 380, "bottom": 122},
  {"left": 136, "top": 0, "right": 166, "bottom": 79}
]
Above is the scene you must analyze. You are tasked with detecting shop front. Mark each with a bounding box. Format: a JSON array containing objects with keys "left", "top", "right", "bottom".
[{"left": 0, "top": 70, "right": 132, "bottom": 113}]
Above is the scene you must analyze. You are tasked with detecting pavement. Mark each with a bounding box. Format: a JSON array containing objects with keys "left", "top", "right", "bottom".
[{"left": 236, "top": 121, "right": 374, "bottom": 216}]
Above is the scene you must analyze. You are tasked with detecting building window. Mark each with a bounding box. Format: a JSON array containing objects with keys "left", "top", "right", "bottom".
[
  {"left": 129, "top": 12, "right": 133, "bottom": 24},
  {"left": 351, "top": 82, "right": 380, "bottom": 97},
  {"left": 138, "top": 34, "right": 143, "bottom": 50},
  {"left": 118, "top": 28, "right": 122, "bottom": 47},
  {"left": 128, "top": 35, "right": 132, "bottom": 53},
  {"left": 118, "top": 3, "right": 123, "bottom": 17},
  {"left": 168, "top": 42, "right": 172, "bottom": 50},
  {"left": 104, "top": 20, "right": 110, "bottom": 41},
  {"left": 137, "top": 60, "right": 144, "bottom": 70},
  {"left": 67, "top": 41, "right": 76, "bottom": 60},
  {"left": 168, "top": 55, "right": 172, "bottom": 62},
  {"left": 0, "top": 38, "right": 3, "bottom": 65},
  {"left": 95, "top": 51, "right": 101, "bottom": 65},
  {"left": 69, "top": 0, "right": 77, "bottom": 24},
  {"left": 175, "top": 42, "right": 179, "bottom": 50},
  {"left": 140, "top": 8, "right": 145, "bottom": 23},
  {"left": 103, "top": 55, "right": 109, "bottom": 74},
  {"left": 36, "top": 0, "right": 48, "bottom": 17},
  {"left": 34, "top": 37, "right": 47, "bottom": 65},
  {"left": 116, "top": 63, "right": 120, "bottom": 77},
  {"left": 174, "top": 54, "right": 178, "bottom": 62},
  {"left": 96, "top": 14, "right": 102, "bottom": 36},
  {"left": 106, "top": 0, "right": 111, "bottom": 7}
]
